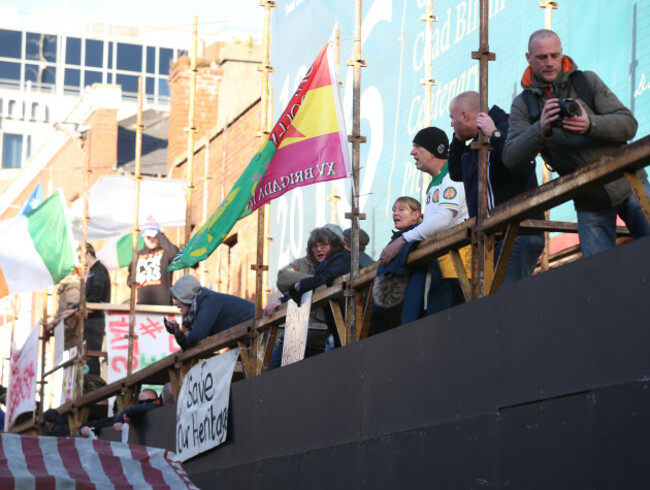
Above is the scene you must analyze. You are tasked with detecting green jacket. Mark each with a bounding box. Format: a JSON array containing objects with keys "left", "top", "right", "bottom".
[{"left": 503, "top": 56, "right": 645, "bottom": 211}]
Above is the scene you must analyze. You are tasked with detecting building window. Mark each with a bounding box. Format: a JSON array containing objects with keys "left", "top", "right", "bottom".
[
  {"left": 7, "top": 100, "right": 19, "bottom": 119},
  {"left": 117, "top": 43, "right": 142, "bottom": 72},
  {"left": 31, "top": 102, "right": 47, "bottom": 122},
  {"left": 85, "top": 39, "right": 103, "bottom": 68},
  {"left": 146, "top": 46, "right": 156, "bottom": 74},
  {"left": 41, "top": 66, "right": 56, "bottom": 85},
  {"left": 159, "top": 48, "right": 173, "bottom": 75},
  {"left": 116, "top": 74, "right": 139, "bottom": 95},
  {"left": 84, "top": 70, "right": 102, "bottom": 87},
  {"left": 158, "top": 79, "right": 170, "bottom": 99},
  {"left": 66, "top": 37, "right": 82, "bottom": 65},
  {"left": 26, "top": 33, "right": 57, "bottom": 62},
  {"left": 2, "top": 134, "right": 23, "bottom": 169},
  {"left": 64, "top": 68, "right": 80, "bottom": 94},
  {"left": 145, "top": 77, "right": 155, "bottom": 95},
  {"left": 0, "top": 30, "right": 22, "bottom": 59},
  {"left": 0, "top": 61, "right": 21, "bottom": 82}
]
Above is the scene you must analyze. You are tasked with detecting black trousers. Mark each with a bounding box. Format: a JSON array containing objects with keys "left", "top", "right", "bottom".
[{"left": 84, "top": 315, "right": 105, "bottom": 376}]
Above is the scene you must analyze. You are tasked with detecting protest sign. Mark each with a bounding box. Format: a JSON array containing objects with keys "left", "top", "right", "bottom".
[
  {"left": 60, "top": 348, "right": 77, "bottom": 406},
  {"left": 106, "top": 311, "right": 180, "bottom": 383},
  {"left": 6, "top": 324, "right": 39, "bottom": 428},
  {"left": 53, "top": 319, "right": 64, "bottom": 367},
  {"left": 281, "top": 291, "right": 312, "bottom": 366},
  {"left": 176, "top": 348, "right": 240, "bottom": 461}
]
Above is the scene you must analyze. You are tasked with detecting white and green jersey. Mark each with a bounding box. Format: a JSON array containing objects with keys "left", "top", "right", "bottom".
[{"left": 402, "top": 162, "right": 468, "bottom": 243}]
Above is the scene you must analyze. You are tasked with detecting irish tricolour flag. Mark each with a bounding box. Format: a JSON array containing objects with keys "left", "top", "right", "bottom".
[
  {"left": 170, "top": 42, "right": 350, "bottom": 271},
  {"left": 97, "top": 234, "right": 145, "bottom": 271},
  {"left": 0, "top": 192, "right": 77, "bottom": 298}
]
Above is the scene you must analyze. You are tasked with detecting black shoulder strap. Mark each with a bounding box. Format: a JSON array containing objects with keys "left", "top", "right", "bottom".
[
  {"left": 522, "top": 70, "right": 594, "bottom": 122},
  {"left": 568, "top": 70, "right": 594, "bottom": 109},
  {"left": 522, "top": 90, "right": 541, "bottom": 122}
]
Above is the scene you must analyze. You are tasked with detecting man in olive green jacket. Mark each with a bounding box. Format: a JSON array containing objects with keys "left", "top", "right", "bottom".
[{"left": 503, "top": 29, "right": 650, "bottom": 257}]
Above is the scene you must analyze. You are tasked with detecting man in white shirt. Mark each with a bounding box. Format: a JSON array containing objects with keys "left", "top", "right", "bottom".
[{"left": 379, "top": 127, "right": 470, "bottom": 320}]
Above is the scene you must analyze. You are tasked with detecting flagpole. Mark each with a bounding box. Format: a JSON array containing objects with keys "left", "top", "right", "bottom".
[
  {"left": 183, "top": 16, "right": 198, "bottom": 264},
  {"left": 127, "top": 77, "right": 146, "bottom": 378},
  {"left": 249, "top": 0, "right": 275, "bottom": 376},
  {"left": 345, "top": 0, "right": 367, "bottom": 344},
  {"left": 327, "top": 31, "right": 343, "bottom": 223}
]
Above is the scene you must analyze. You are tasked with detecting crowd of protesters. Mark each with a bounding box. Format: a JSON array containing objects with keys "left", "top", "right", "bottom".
[{"left": 30, "top": 28, "right": 650, "bottom": 439}]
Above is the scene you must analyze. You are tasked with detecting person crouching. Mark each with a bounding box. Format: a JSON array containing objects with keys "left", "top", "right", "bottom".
[{"left": 165, "top": 275, "right": 255, "bottom": 350}]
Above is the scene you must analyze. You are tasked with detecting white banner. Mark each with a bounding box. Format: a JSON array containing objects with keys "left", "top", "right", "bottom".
[
  {"left": 176, "top": 348, "right": 240, "bottom": 462},
  {"left": 70, "top": 175, "right": 187, "bottom": 242},
  {"left": 105, "top": 311, "right": 180, "bottom": 383},
  {"left": 53, "top": 320, "right": 64, "bottom": 367},
  {"left": 281, "top": 291, "right": 313, "bottom": 366},
  {"left": 6, "top": 324, "right": 39, "bottom": 428},
  {"left": 60, "top": 348, "right": 77, "bottom": 406}
]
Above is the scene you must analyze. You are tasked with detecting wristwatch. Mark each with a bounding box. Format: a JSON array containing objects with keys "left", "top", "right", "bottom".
[{"left": 491, "top": 129, "right": 502, "bottom": 139}]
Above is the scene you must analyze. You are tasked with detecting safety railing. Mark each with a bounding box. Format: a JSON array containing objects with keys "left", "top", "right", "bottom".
[{"left": 11, "top": 135, "right": 650, "bottom": 435}]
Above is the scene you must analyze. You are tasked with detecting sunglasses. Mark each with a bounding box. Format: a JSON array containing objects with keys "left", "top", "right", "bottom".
[{"left": 138, "top": 398, "right": 157, "bottom": 404}]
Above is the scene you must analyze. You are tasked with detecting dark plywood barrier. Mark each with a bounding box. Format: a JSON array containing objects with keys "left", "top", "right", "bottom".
[{"left": 135, "top": 236, "right": 650, "bottom": 489}]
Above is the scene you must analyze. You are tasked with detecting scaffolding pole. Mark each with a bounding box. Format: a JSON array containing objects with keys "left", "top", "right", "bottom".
[
  {"left": 470, "top": 0, "right": 496, "bottom": 298},
  {"left": 245, "top": 0, "right": 275, "bottom": 376},
  {"left": 184, "top": 17, "right": 198, "bottom": 258},
  {"left": 200, "top": 131, "right": 211, "bottom": 286},
  {"left": 345, "top": 0, "right": 367, "bottom": 344},
  {"left": 127, "top": 78, "right": 146, "bottom": 378},
  {"left": 420, "top": 0, "right": 437, "bottom": 127},
  {"left": 539, "top": 1, "right": 558, "bottom": 272},
  {"left": 74, "top": 128, "right": 92, "bottom": 431}
]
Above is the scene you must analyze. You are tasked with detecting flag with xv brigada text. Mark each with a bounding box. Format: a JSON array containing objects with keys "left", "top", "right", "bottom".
[{"left": 170, "top": 42, "right": 350, "bottom": 271}]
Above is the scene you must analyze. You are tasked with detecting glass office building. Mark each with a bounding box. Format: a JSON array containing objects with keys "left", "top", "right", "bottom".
[
  {"left": 0, "top": 28, "right": 184, "bottom": 101},
  {"left": 0, "top": 26, "right": 186, "bottom": 169}
]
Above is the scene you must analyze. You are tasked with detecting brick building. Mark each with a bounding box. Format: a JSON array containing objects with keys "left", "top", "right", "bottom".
[
  {"left": 165, "top": 41, "right": 263, "bottom": 301},
  {"left": 167, "top": 93, "right": 263, "bottom": 301}
]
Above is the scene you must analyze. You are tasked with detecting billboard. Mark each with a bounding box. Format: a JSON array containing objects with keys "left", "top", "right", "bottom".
[{"left": 267, "top": 0, "right": 650, "bottom": 287}]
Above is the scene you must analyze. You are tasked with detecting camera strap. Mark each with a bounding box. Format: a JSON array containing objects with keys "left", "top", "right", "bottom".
[{"left": 522, "top": 70, "right": 594, "bottom": 123}]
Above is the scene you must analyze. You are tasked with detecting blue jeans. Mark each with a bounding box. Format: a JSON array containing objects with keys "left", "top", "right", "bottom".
[
  {"left": 576, "top": 179, "right": 650, "bottom": 257},
  {"left": 495, "top": 233, "right": 545, "bottom": 284},
  {"left": 401, "top": 259, "right": 464, "bottom": 324}
]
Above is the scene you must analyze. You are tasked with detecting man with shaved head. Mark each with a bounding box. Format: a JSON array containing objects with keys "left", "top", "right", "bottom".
[
  {"left": 503, "top": 29, "right": 650, "bottom": 258},
  {"left": 448, "top": 91, "right": 544, "bottom": 282}
]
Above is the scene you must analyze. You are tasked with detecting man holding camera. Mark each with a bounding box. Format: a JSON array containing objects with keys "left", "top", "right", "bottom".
[{"left": 503, "top": 29, "right": 650, "bottom": 257}]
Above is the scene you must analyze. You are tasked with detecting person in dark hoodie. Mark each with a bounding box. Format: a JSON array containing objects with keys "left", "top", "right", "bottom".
[
  {"left": 448, "top": 90, "right": 545, "bottom": 282},
  {"left": 43, "top": 408, "right": 69, "bottom": 436},
  {"left": 164, "top": 275, "right": 255, "bottom": 350}
]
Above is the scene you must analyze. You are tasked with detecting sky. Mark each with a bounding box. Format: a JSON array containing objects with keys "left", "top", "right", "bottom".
[{"left": 1, "top": 0, "right": 264, "bottom": 40}]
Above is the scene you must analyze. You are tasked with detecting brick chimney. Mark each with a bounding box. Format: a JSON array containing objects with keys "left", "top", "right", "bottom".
[{"left": 167, "top": 57, "right": 223, "bottom": 169}]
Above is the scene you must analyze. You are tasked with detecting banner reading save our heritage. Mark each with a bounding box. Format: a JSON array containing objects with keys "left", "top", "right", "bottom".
[
  {"left": 169, "top": 42, "right": 349, "bottom": 271},
  {"left": 176, "top": 348, "right": 240, "bottom": 462},
  {"left": 105, "top": 311, "right": 181, "bottom": 383}
]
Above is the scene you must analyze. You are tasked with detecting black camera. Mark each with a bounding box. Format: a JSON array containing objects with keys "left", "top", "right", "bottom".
[{"left": 558, "top": 98, "right": 581, "bottom": 118}]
